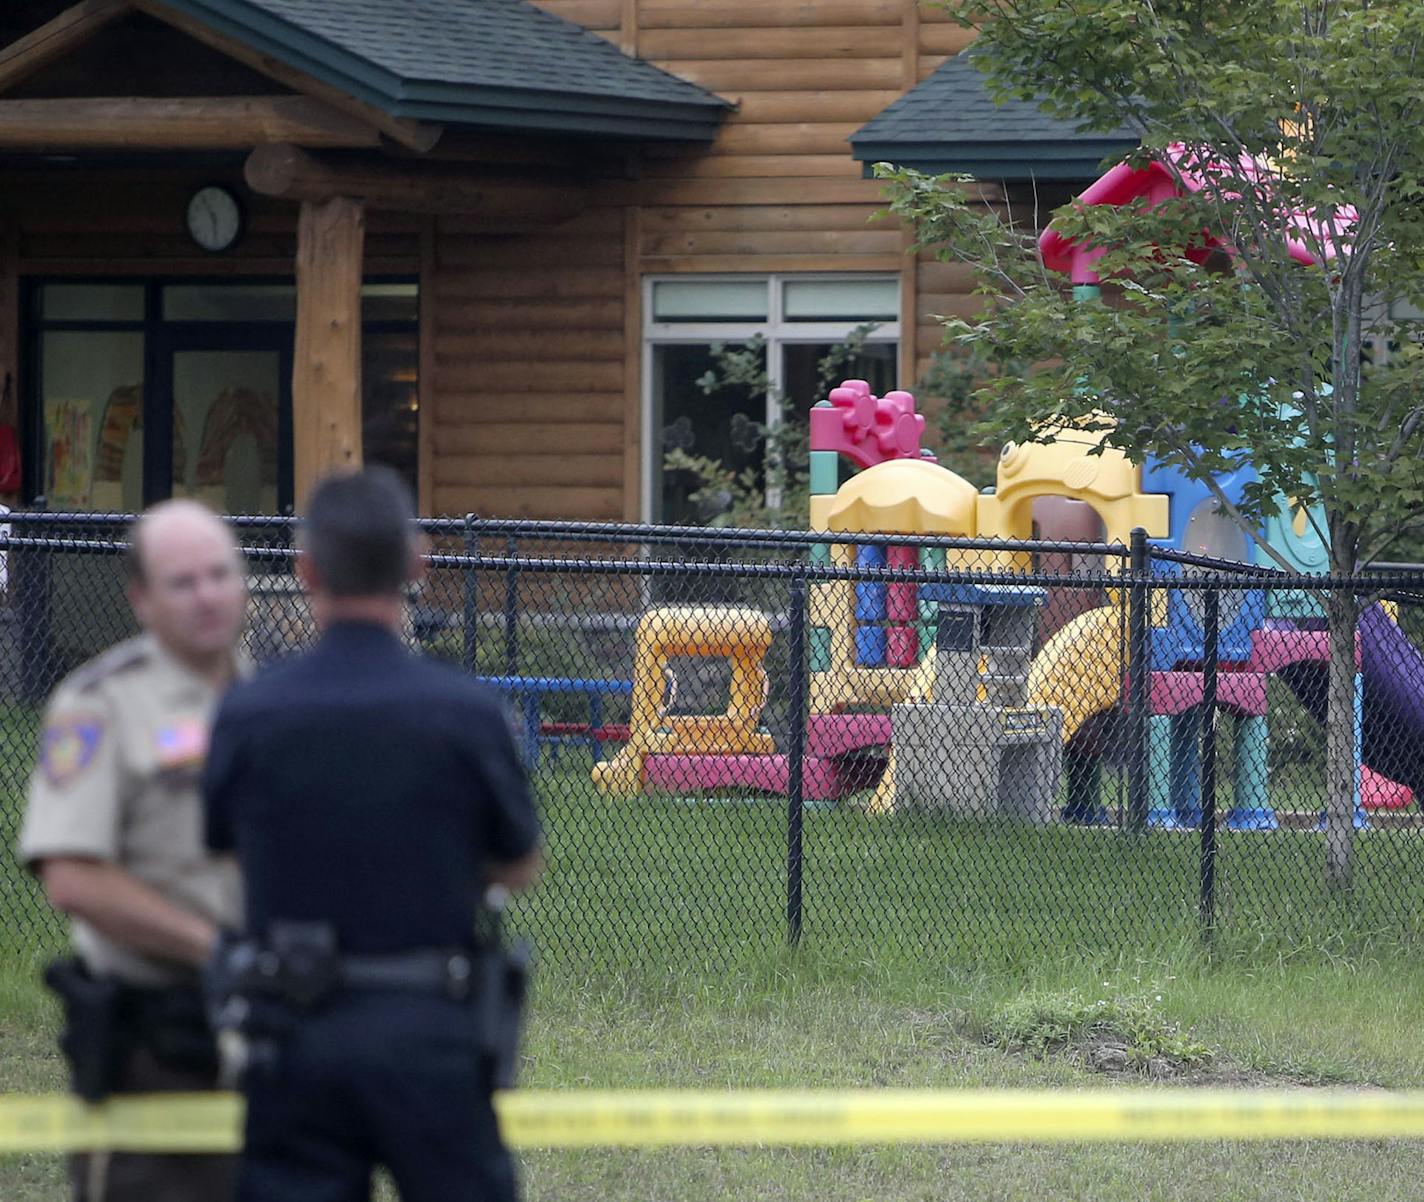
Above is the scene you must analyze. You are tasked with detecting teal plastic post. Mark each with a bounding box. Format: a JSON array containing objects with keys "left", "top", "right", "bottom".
[
  {"left": 918, "top": 545, "right": 946, "bottom": 657},
  {"left": 809, "top": 543, "right": 832, "bottom": 672},
  {"left": 1226, "top": 715, "right": 1277, "bottom": 830},
  {"left": 1149, "top": 713, "right": 1199, "bottom": 830},
  {"left": 1353, "top": 671, "right": 1369, "bottom": 829},
  {"left": 1146, "top": 714, "right": 1175, "bottom": 826},
  {"left": 1171, "top": 711, "right": 1204, "bottom": 828},
  {"left": 809, "top": 450, "right": 839, "bottom": 497},
  {"left": 1355, "top": 671, "right": 1364, "bottom": 806}
]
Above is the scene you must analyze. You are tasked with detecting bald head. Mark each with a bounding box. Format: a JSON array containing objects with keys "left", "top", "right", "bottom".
[
  {"left": 126, "top": 501, "right": 247, "bottom": 669},
  {"left": 128, "top": 500, "right": 236, "bottom": 582}
]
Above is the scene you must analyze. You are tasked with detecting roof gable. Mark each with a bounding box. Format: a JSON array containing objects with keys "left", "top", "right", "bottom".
[
  {"left": 6, "top": 11, "right": 289, "bottom": 100},
  {"left": 851, "top": 52, "right": 1137, "bottom": 181},
  {"left": 154, "top": 0, "right": 730, "bottom": 140}
]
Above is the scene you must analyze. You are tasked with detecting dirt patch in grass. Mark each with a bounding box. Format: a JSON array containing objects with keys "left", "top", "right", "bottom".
[
  {"left": 961, "top": 988, "right": 1360, "bottom": 1088},
  {"left": 1072, "top": 1035, "right": 1293, "bottom": 1086}
]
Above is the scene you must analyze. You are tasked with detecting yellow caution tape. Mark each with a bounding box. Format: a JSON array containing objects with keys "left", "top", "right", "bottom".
[
  {"left": 3, "top": 1088, "right": 1424, "bottom": 1154},
  {"left": 0, "top": 1093, "right": 242, "bottom": 1155}
]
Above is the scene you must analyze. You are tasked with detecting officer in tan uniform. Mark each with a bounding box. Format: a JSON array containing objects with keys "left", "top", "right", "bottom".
[{"left": 20, "top": 499, "right": 248, "bottom": 1202}]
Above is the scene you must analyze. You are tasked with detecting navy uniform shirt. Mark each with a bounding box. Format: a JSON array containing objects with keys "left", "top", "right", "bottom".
[{"left": 203, "top": 622, "right": 539, "bottom": 954}]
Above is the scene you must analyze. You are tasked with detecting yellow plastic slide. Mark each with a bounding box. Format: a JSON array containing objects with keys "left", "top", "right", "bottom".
[{"left": 1026, "top": 605, "right": 1126, "bottom": 743}]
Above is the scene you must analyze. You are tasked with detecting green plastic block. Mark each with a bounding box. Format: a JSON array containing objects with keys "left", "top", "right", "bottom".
[
  {"left": 810, "top": 626, "right": 832, "bottom": 672},
  {"left": 809, "top": 450, "right": 839, "bottom": 496}
]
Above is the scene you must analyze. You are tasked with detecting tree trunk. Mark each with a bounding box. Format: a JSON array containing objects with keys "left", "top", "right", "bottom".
[{"left": 1323, "top": 585, "right": 1358, "bottom": 890}]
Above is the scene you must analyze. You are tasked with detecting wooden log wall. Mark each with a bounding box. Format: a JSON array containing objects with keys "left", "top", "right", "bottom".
[
  {"left": 423, "top": 0, "right": 994, "bottom": 520},
  {"left": 1, "top": 167, "right": 418, "bottom": 507},
  {"left": 7, "top": 170, "right": 419, "bottom": 275},
  {"left": 426, "top": 205, "right": 629, "bottom": 519},
  {"left": 0, "top": 3, "right": 1007, "bottom": 521}
]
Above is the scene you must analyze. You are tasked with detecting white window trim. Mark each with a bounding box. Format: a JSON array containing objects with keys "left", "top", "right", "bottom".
[{"left": 641, "top": 273, "right": 902, "bottom": 522}]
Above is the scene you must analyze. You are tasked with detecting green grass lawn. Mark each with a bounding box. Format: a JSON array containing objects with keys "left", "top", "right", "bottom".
[
  {"left": 6, "top": 762, "right": 1424, "bottom": 1199},
  {"left": 9, "top": 946, "right": 1424, "bottom": 1202},
  {"left": 517, "top": 766, "right": 1424, "bottom": 969}
]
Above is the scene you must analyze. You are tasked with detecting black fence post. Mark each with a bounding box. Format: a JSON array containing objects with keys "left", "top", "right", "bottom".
[
  {"left": 462, "top": 515, "right": 479, "bottom": 675},
  {"left": 786, "top": 568, "right": 807, "bottom": 947},
  {"left": 15, "top": 499, "right": 51, "bottom": 707},
  {"left": 503, "top": 533, "right": 519, "bottom": 676},
  {"left": 1126, "top": 527, "right": 1151, "bottom": 831},
  {"left": 1199, "top": 585, "right": 1220, "bottom": 936}
]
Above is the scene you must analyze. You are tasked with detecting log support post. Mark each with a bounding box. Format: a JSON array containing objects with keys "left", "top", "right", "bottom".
[{"left": 294, "top": 196, "right": 364, "bottom": 502}]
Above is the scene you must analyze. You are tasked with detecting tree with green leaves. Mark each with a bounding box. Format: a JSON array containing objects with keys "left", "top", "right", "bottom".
[
  {"left": 663, "top": 325, "right": 885, "bottom": 531},
  {"left": 880, "top": 1, "right": 1424, "bottom": 886}
]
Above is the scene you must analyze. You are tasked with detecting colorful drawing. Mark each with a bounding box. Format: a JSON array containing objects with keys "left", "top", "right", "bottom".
[{"left": 46, "top": 399, "right": 94, "bottom": 509}]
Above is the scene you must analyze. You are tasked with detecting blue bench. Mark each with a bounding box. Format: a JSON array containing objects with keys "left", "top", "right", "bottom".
[{"left": 474, "top": 675, "right": 634, "bottom": 769}]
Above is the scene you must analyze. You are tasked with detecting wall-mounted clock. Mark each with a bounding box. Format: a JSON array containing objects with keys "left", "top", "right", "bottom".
[{"left": 186, "top": 185, "right": 244, "bottom": 253}]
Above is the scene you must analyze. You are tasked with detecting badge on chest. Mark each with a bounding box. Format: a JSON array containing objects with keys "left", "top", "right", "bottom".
[{"left": 155, "top": 716, "right": 209, "bottom": 770}]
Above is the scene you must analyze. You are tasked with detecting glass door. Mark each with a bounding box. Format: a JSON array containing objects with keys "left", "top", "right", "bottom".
[
  {"left": 153, "top": 330, "right": 293, "bottom": 514},
  {"left": 27, "top": 279, "right": 415, "bottom": 514}
]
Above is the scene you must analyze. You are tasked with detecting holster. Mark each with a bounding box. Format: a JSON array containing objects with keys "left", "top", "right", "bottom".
[
  {"left": 46, "top": 959, "right": 220, "bottom": 1100},
  {"left": 43, "top": 958, "right": 123, "bottom": 1103},
  {"left": 472, "top": 889, "right": 531, "bottom": 1093},
  {"left": 205, "top": 924, "right": 336, "bottom": 1087}
]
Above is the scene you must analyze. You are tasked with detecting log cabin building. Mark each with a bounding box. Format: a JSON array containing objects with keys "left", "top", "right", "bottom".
[{"left": 0, "top": 0, "right": 1124, "bottom": 523}]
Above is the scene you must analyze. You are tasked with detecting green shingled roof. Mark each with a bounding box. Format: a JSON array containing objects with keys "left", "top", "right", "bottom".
[
  {"left": 851, "top": 53, "right": 1136, "bottom": 181},
  {"left": 157, "top": 0, "right": 731, "bottom": 140}
]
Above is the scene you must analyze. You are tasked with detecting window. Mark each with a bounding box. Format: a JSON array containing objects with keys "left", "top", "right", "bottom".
[
  {"left": 28, "top": 280, "right": 420, "bottom": 513},
  {"left": 644, "top": 275, "right": 900, "bottom": 524}
]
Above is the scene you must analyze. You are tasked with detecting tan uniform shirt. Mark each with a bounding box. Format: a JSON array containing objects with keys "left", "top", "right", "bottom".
[{"left": 19, "top": 633, "right": 244, "bottom": 988}]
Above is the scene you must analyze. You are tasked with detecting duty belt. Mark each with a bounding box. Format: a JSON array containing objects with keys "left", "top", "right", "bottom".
[
  {"left": 220, "top": 924, "right": 479, "bottom": 1009},
  {"left": 344, "top": 949, "right": 475, "bottom": 998},
  {"left": 211, "top": 909, "right": 530, "bottom": 1090}
]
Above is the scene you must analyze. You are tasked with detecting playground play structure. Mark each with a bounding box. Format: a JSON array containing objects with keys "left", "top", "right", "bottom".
[
  {"left": 592, "top": 375, "right": 1424, "bottom": 822},
  {"left": 591, "top": 146, "right": 1424, "bottom": 822}
]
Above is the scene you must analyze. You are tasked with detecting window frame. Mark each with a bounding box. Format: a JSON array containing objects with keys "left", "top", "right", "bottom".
[
  {"left": 21, "top": 274, "right": 419, "bottom": 513},
  {"left": 641, "top": 272, "right": 902, "bottom": 522}
]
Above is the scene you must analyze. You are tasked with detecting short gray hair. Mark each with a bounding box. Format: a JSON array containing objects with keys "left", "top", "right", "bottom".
[{"left": 302, "top": 467, "right": 417, "bottom": 597}]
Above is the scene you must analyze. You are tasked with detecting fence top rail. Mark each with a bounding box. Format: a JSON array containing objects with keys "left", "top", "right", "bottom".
[
  {"left": 0, "top": 534, "right": 295, "bottom": 563},
  {"left": 462, "top": 518, "right": 1134, "bottom": 558},
  {"left": 3, "top": 511, "right": 473, "bottom": 535},
  {"left": 430, "top": 551, "right": 1424, "bottom": 593},
  {"left": 7, "top": 511, "right": 1133, "bottom": 559},
  {"left": 5, "top": 514, "right": 1424, "bottom": 594}
]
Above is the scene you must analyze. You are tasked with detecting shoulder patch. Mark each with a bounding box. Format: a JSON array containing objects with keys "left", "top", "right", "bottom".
[{"left": 40, "top": 714, "right": 106, "bottom": 788}]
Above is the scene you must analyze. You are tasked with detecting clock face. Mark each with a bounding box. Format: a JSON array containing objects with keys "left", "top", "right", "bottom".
[{"left": 186, "top": 186, "right": 243, "bottom": 252}]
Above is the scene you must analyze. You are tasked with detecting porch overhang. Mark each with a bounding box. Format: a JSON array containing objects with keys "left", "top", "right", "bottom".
[{"left": 147, "top": 0, "right": 731, "bottom": 142}]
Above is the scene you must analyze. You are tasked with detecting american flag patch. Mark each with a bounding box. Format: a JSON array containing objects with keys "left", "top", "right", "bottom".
[{"left": 155, "top": 717, "right": 208, "bottom": 768}]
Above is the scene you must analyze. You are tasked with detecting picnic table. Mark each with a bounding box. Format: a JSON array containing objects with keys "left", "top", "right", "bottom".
[{"left": 474, "top": 675, "right": 633, "bottom": 769}]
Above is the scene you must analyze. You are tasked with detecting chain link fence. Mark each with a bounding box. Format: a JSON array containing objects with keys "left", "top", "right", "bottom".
[{"left": 4, "top": 512, "right": 1424, "bottom": 969}]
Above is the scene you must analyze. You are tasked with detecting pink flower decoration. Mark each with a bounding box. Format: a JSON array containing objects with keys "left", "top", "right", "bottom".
[{"left": 810, "top": 379, "right": 929, "bottom": 469}]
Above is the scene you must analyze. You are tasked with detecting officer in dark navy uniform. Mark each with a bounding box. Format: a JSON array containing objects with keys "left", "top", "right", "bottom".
[{"left": 202, "top": 467, "right": 541, "bottom": 1202}]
